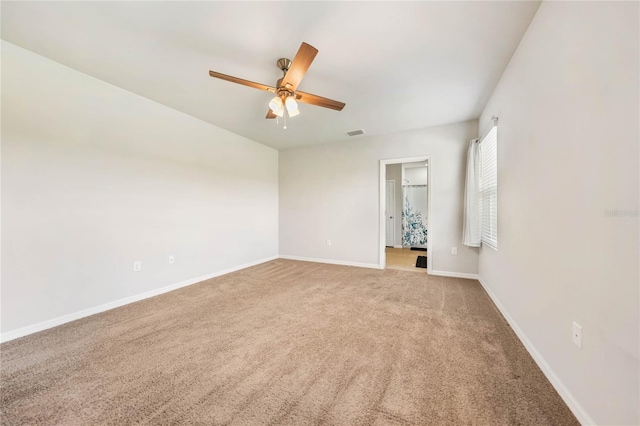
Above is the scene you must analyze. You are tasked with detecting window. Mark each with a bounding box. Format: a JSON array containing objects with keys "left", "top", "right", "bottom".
[{"left": 479, "top": 126, "right": 498, "bottom": 249}]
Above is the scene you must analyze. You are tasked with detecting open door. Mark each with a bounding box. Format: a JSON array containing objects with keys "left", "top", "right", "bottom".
[{"left": 385, "top": 180, "right": 395, "bottom": 246}]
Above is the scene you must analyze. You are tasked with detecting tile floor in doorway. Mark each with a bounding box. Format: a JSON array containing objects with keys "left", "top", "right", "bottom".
[{"left": 385, "top": 247, "right": 428, "bottom": 273}]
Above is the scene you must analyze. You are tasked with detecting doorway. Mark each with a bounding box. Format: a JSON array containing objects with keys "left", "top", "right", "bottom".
[{"left": 379, "top": 156, "right": 431, "bottom": 273}]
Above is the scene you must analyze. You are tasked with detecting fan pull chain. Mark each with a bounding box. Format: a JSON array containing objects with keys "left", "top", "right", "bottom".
[{"left": 283, "top": 107, "right": 287, "bottom": 130}]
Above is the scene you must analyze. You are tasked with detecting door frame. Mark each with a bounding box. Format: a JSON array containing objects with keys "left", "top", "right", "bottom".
[
  {"left": 379, "top": 156, "right": 432, "bottom": 272},
  {"left": 385, "top": 179, "right": 395, "bottom": 247}
]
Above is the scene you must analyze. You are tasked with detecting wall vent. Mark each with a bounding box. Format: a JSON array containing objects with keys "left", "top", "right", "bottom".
[{"left": 345, "top": 129, "right": 366, "bottom": 137}]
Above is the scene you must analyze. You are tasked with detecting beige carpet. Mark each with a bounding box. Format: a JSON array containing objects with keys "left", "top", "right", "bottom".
[{"left": 1, "top": 260, "right": 577, "bottom": 425}]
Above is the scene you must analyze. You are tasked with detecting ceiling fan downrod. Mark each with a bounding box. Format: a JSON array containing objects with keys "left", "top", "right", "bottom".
[{"left": 277, "top": 58, "right": 292, "bottom": 74}]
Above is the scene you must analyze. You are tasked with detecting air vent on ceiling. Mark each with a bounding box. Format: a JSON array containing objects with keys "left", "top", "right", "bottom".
[{"left": 345, "top": 129, "right": 366, "bottom": 137}]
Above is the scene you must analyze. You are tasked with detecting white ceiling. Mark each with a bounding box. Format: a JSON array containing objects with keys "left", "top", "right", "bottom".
[{"left": 1, "top": 1, "right": 540, "bottom": 150}]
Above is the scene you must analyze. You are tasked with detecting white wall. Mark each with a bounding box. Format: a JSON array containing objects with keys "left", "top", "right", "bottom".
[
  {"left": 1, "top": 42, "right": 279, "bottom": 335},
  {"left": 478, "top": 2, "right": 639, "bottom": 424},
  {"left": 384, "top": 164, "right": 403, "bottom": 247},
  {"left": 279, "top": 120, "right": 479, "bottom": 273}
]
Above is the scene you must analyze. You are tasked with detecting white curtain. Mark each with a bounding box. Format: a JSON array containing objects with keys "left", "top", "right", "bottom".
[
  {"left": 402, "top": 185, "right": 428, "bottom": 247},
  {"left": 462, "top": 139, "right": 481, "bottom": 247}
]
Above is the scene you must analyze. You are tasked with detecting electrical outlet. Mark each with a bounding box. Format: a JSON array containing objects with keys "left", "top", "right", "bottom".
[
  {"left": 451, "top": 247, "right": 458, "bottom": 255},
  {"left": 168, "top": 255, "right": 175, "bottom": 264},
  {"left": 133, "top": 261, "right": 141, "bottom": 272},
  {"left": 327, "top": 240, "right": 332, "bottom": 246},
  {"left": 572, "top": 321, "right": 582, "bottom": 349}
]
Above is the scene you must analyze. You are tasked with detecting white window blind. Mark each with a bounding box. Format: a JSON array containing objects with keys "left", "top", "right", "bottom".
[{"left": 479, "top": 126, "right": 498, "bottom": 250}]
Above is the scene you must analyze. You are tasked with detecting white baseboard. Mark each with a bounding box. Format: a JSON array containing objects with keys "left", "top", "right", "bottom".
[
  {"left": 430, "top": 270, "right": 480, "bottom": 280},
  {"left": 393, "top": 245, "right": 403, "bottom": 249},
  {"left": 476, "top": 275, "right": 595, "bottom": 426},
  {"left": 279, "top": 255, "right": 382, "bottom": 270},
  {"left": 0, "top": 255, "right": 278, "bottom": 343}
]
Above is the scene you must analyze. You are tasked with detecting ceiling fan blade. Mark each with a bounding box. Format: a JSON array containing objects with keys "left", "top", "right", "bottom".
[
  {"left": 209, "top": 70, "right": 276, "bottom": 93},
  {"left": 281, "top": 42, "right": 318, "bottom": 91},
  {"left": 266, "top": 109, "right": 276, "bottom": 119},
  {"left": 295, "top": 91, "right": 345, "bottom": 111}
]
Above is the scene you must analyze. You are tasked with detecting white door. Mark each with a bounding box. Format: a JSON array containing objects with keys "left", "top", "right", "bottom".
[{"left": 385, "top": 180, "right": 395, "bottom": 246}]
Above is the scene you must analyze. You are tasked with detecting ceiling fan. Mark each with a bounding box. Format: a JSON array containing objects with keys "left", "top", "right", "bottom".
[{"left": 208, "top": 42, "right": 345, "bottom": 128}]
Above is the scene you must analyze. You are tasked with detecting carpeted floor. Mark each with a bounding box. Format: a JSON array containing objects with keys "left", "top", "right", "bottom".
[{"left": 0, "top": 259, "right": 578, "bottom": 425}]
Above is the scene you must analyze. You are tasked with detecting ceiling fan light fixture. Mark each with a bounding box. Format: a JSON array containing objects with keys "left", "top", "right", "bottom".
[
  {"left": 275, "top": 107, "right": 284, "bottom": 118},
  {"left": 269, "top": 96, "right": 283, "bottom": 113},
  {"left": 285, "top": 96, "right": 298, "bottom": 112},
  {"left": 288, "top": 107, "right": 300, "bottom": 117}
]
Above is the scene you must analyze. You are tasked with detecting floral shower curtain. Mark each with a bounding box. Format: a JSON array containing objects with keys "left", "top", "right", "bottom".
[{"left": 402, "top": 185, "right": 428, "bottom": 247}]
